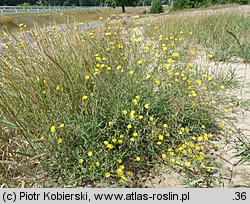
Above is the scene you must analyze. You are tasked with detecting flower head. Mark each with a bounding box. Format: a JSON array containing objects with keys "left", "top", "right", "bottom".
[
  {"left": 87, "top": 151, "right": 93, "bottom": 157},
  {"left": 57, "top": 138, "right": 63, "bottom": 144},
  {"left": 50, "top": 126, "right": 56, "bottom": 133},
  {"left": 105, "top": 172, "right": 111, "bottom": 178}
]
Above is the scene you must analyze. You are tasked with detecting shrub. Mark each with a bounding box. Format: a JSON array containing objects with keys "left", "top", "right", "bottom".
[
  {"left": 23, "top": 2, "right": 30, "bottom": 13},
  {"left": 173, "top": 0, "right": 249, "bottom": 10},
  {"left": 150, "top": 0, "right": 164, "bottom": 13}
]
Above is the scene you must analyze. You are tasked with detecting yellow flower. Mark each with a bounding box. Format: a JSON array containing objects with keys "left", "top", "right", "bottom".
[
  {"left": 60, "top": 123, "right": 65, "bottom": 128},
  {"left": 82, "top": 95, "right": 88, "bottom": 100},
  {"left": 169, "top": 151, "right": 175, "bottom": 156},
  {"left": 127, "top": 171, "right": 133, "bottom": 176},
  {"left": 162, "top": 153, "right": 167, "bottom": 160},
  {"left": 129, "top": 70, "right": 135, "bottom": 75},
  {"left": 104, "top": 141, "right": 109, "bottom": 145},
  {"left": 190, "top": 50, "right": 196, "bottom": 55},
  {"left": 207, "top": 167, "right": 211, "bottom": 172},
  {"left": 122, "top": 110, "right": 128, "bottom": 115},
  {"left": 149, "top": 117, "right": 154, "bottom": 121},
  {"left": 56, "top": 86, "right": 60, "bottom": 91},
  {"left": 198, "top": 136, "right": 203, "bottom": 142},
  {"left": 127, "top": 124, "right": 132, "bottom": 129},
  {"left": 135, "top": 156, "right": 140, "bottom": 161},
  {"left": 50, "top": 126, "right": 56, "bottom": 133},
  {"left": 107, "top": 144, "right": 113, "bottom": 149},
  {"left": 224, "top": 108, "right": 228, "bottom": 113},
  {"left": 87, "top": 151, "right": 93, "bottom": 157},
  {"left": 116, "top": 65, "right": 121, "bottom": 70},
  {"left": 133, "top": 15, "right": 139, "bottom": 19},
  {"left": 130, "top": 110, "right": 135, "bottom": 119},
  {"left": 111, "top": 138, "right": 117, "bottom": 143},
  {"left": 163, "top": 124, "right": 168, "bottom": 128},
  {"left": 137, "top": 60, "right": 143, "bottom": 65},
  {"left": 105, "top": 172, "right": 111, "bottom": 178},
  {"left": 185, "top": 161, "right": 191, "bottom": 167},
  {"left": 144, "top": 104, "right": 150, "bottom": 109},
  {"left": 207, "top": 54, "right": 213, "bottom": 59},
  {"left": 133, "top": 132, "right": 138, "bottom": 137},
  {"left": 220, "top": 85, "right": 225, "bottom": 89},
  {"left": 99, "top": 17, "right": 103, "bottom": 20},
  {"left": 157, "top": 141, "right": 162, "bottom": 145},
  {"left": 79, "top": 159, "right": 84, "bottom": 164},
  {"left": 120, "top": 175, "right": 126, "bottom": 181},
  {"left": 139, "top": 115, "right": 143, "bottom": 119},
  {"left": 146, "top": 74, "right": 151, "bottom": 79},
  {"left": 57, "top": 138, "right": 63, "bottom": 144},
  {"left": 170, "top": 158, "right": 175, "bottom": 163},
  {"left": 167, "top": 58, "right": 175, "bottom": 63},
  {"left": 117, "top": 159, "right": 122, "bottom": 164},
  {"left": 196, "top": 79, "right": 202, "bottom": 85},
  {"left": 154, "top": 79, "right": 161, "bottom": 85},
  {"left": 96, "top": 162, "right": 100, "bottom": 166},
  {"left": 172, "top": 52, "right": 180, "bottom": 57},
  {"left": 117, "top": 168, "right": 123, "bottom": 176},
  {"left": 204, "top": 134, "right": 208, "bottom": 141},
  {"left": 118, "top": 139, "right": 123, "bottom": 144},
  {"left": 85, "top": 75, "right": 90, "bottom": 80},
  {"left": 130, "top": 137, "right": 135, "bottom": 142},
  {"left": 158, "top": 135, "right": 164, "bottom": 140},
  {"left": 120, "top": 134, "right": 124, "bottom": 138},
  {"left": 219, "top": 123, "right": 224, "bottom": 127},
  {"left": 133, "top": 99, "right": 138, "bottom": 105}
]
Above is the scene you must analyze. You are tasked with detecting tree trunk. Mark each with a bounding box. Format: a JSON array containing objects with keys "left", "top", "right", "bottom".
[{"left": 122, "top": 5, "right": 125, "bottom": 13}]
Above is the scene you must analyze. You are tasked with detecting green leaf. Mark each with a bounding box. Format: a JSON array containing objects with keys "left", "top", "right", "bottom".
[{"left": 11, "top": 151, "right": 33, "bottom": 157}]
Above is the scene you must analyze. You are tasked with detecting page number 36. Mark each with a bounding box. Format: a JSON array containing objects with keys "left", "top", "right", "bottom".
[{"left": 234, "top": 192, "right": 247, "bottom": 201}]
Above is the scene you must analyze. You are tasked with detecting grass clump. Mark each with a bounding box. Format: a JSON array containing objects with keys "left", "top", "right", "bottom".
[{"left": 0, "top": 12, "right": 243, "bottom": 187}]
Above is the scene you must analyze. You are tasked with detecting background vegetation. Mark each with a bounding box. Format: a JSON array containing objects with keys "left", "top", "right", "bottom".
[
  {"left": 150, "top": 0, "right": 164, "bottom": 13},
  {"left": 173, "top": 0, "right": 249, "bottom": 10}
]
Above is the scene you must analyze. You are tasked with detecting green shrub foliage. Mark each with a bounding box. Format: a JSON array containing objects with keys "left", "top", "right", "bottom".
[
  {"left": 173, "top": 0, "right": 249, "bottom": 10},
  {"left": 150, "top": 0, "right": 164, "bottom": 13}
]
